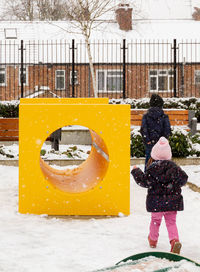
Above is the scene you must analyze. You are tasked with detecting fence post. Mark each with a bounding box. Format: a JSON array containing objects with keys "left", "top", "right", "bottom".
[
  {"left": 71, "top": 39, "right": 75, "bottom": 97},
  {"left": 173, "top": 39, "right": 177, "bottom": 97},
  {"left": 122, "top": 39, "right": 126, "bottom": 99},
  {"left": 20, "top": 40, "right": 24, "bottom": 98}
]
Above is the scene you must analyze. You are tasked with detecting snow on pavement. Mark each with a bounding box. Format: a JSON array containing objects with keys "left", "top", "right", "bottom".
[{"left": 0, "top": 164, "right": 199, "bottom": 272}]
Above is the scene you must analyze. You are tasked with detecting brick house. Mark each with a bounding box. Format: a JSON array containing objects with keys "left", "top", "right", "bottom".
[{"left": 1, "top": 1, "right": 200, "bottom": 100}]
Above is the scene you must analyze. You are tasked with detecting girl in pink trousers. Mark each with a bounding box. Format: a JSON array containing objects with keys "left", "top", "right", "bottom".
[{"left": 131, "top": 137, "right": 188, "bottom": 254}]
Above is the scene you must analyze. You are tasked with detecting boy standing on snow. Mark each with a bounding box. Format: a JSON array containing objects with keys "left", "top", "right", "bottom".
[
  {"left": 140, "top": 94, "right": 171, "bottom": 171},
  {"left": 131, "top": 137, "right": 188, "bottom": 254}
]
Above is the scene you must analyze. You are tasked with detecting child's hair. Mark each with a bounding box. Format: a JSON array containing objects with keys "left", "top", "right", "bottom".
[{"left": 147, "top": 157, "right": 155, "bottom": 169}]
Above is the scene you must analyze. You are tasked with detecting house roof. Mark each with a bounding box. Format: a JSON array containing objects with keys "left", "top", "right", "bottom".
[
  {"left": 0, "top": 19, "right": 200, "bottom": 41},
  {"left": 0, "top": 0, "right": 200, "bottom": 64},
  {"left": 0, "top": 20, "right": 200, "bottom": 64},
  {"left": 0, "top": 0, "right": 198, "bottom": 40}
]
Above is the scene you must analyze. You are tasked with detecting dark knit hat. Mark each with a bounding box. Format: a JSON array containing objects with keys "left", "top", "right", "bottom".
[{"left": 150, "top": 94, "right": 164, "bottom": 108}]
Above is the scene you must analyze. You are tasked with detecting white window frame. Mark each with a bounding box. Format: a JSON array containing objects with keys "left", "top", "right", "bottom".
[
  {"left": 149, "top": 69, "right": 174, "bottom": 93},
  {"left": 4, "top": 28, "right": 17, "bottom": 39},
  {"left": 55, "top": 70, "right": 65, "bottom": 90},
  {"left": 0, "top": 66, "right": 6, "bottom": 86},
  {"left": 195, "top": 70, "right": 200, "bottom": 85},
  {"left": 19, "top": 66, "right": 28, "bottom": 86},
  {"left": 70, "top": 70, "right": 78, "bottom": 85},
  {"left": 96, "top": 69, "right": 123, "bottom": 93}
]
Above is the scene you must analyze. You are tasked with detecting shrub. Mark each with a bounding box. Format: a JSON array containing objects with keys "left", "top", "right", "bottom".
[
  {"left": 190, "top": 133, "right": 200, "bottom": 144},
  {"left": 190, "top": 133, "right": 200, "bottom": 157},
  {"left": 169, "top": 130, "right": 191, "bottom": 158},
  {"left": 195, "top": 102, "right": 200, "bottom": 122},
  {"left": 0, "top": 102, "right": 19, "bottom": 117},
  {"left": 130, "top": 128, "right": 199, "bottom": 158},
  {"left": 131, "top": 133, "right": 145, "bottom": 157},
  {"left": 1, "top": 97, "right": 200, "bottom": 118},
  {"left": 40, "top": 149, "right": 46, "bottom": 156},
  {"left": 110, "top": 97, "right": 200, "bottom": 119}
]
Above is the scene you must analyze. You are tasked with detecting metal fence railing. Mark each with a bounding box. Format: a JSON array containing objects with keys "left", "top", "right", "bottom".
[{"left": 1, "top": 39, "right": 200, "bottom": 101}]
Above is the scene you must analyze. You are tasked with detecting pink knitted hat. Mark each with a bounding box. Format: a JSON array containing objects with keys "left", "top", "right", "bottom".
[{"left": 151, "top": 137, "right": 172, "bottom": 160}]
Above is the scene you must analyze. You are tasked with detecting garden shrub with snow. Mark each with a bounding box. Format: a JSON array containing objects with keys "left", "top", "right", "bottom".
[
  {"left": 0, "top": 101, "right": 19, "bottom": 117},
  {"left": 131, "top": 127, "right": 200, "bottom": 158},
  {"left": 1, "top": 97, "right": 200, "bottom": 120},
  {"left": 1, "top": 129, "right": 200, "bottom": 159},
  {"left": 110, "top": 97, "right": 200, "bottom": 121}
]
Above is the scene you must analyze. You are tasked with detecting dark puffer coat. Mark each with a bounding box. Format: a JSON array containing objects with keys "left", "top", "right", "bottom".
[
  {"left": 131, "top": 160, "right": 188, "bottom": 212},
  {"left": 141, "top": 107, "right": 171, "bottom": 145}
]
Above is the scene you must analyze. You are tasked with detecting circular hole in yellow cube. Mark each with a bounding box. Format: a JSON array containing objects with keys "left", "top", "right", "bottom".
[{"left": 40, "top": 127, "right": 109, "bottom": 193}]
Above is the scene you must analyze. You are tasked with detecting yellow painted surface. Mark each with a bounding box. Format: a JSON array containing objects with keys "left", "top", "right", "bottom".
[
  {"left": 19, "top": 99, "right": 130, "bottom": 215},
  {"left": 20, "top": 98, "right": 109, "bottom": 104}
]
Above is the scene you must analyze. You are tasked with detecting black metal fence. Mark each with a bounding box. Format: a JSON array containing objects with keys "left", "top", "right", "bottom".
[{"left": 1, "top": 39, "right": 200, "bottom": 100}]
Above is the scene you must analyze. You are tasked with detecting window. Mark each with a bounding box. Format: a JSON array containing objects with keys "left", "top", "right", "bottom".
[
  {"left": 96, "top": 70, "right": 123, "bottom": 92},
  {"left": 4, "top": 28, "right": 17, "bottom": 39},
  {"left": 149, "top": 69, "right": 174, "bottom": 92},
  {"left": 70, "top": 71, "right": 78, "bottom": 85},
  {"left": 0, "top": 66, "right": 6, "bottom": 86},
  {"left": 55, "top": 70, "right": 65, "bottom": 90},
  {"left": 195, "top": 70, "right": 200, "bottom": 84},
  {"left": 19, "top": 67, "right": 28, "bottom": 86}
]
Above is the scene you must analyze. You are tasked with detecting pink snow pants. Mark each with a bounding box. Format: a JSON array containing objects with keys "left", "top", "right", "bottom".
[{"left": 149, "top": 211, "right": 179, "bottom": 242}]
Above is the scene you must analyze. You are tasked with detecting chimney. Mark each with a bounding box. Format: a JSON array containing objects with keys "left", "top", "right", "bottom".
[
  {"left": 192, "top": 7, "right": 200, "bottom": 21},
  {"left": 115, "top": 3, "right": 132, "bottom": 31}
]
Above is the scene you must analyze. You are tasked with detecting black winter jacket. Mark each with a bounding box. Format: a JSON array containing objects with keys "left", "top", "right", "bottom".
[
  {"left": 131, "top": 160, "right": 188, "bottom": 212},
  {"left": 141, "top": 107, "right": 171, "bottom": 146}
]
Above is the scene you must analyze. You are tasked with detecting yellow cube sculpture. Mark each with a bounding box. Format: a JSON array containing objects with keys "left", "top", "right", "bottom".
[{"left": 19, "top": 98, "right": 130, "bottom": 216}]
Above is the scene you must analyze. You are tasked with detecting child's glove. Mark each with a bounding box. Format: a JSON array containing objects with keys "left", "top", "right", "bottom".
[{"left": 131, "top": 165, "right": 139, "bottom": 176}]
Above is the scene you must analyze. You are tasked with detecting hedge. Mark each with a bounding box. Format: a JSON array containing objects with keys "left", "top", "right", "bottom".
[
  {"left": 110, "top": 97, "right": 200, "bottom": 157},
  {"left": 131, "top": 127, "right": 200, "bottom": 158},
  {"left": 110, "top": 97, "right": 200, "bottom": 122},
  {"left": 1, "top": 98, "right": 200, "bottom": 158},
  {"left": 0, "top": 101, "right": 19, "bottom": 117},
  {"left": 1, "top": 97, "right": 200, "bottom": 119}
]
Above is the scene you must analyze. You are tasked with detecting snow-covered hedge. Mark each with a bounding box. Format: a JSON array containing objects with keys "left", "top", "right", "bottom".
[
  {"left": 110, "top": 97, "right": 200, "bottom": 121},
  {"left": 1, "top": 97, "right": 200, "bottom": 119},
  {"left": 131, "top": 127, "right": 200, "bottom": 158},
  {"left": 0, "top": 101, "right": 19, "bottom": 117}
]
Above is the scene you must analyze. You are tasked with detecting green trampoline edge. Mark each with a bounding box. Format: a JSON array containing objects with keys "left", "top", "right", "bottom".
[
  {"left": 93, "top": 251, "right": 200, "bottom": 272},
  {"left": 117, "top": 251, "right": 200, "bottom": 266}
]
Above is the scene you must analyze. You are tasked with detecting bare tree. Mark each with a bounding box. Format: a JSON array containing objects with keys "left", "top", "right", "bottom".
[
  {"left": 36, "top": 0, "right": 66, "bottom": 20},
  {"left": 61, "top": 0, "right": 117, "bottom": 97},
  {"left": 3, "top": 0, "right": 35, "bottom": 21},
  {"left": 2, "top": 0, "right": 67, "bottom": 20}
]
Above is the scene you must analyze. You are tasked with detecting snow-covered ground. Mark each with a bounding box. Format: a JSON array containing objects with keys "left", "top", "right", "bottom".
[
  {"left": 0, "top": 164, "right": 200, "bottom": 272},
  {"left": 40, "top": 143, "right": 91, "bottom": 161},
  {"left": 0, "top": 143, "right": 91, "bottom": 161},
  {"left": 1, "top": 142, "right": 200, "bottom": 188}
]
